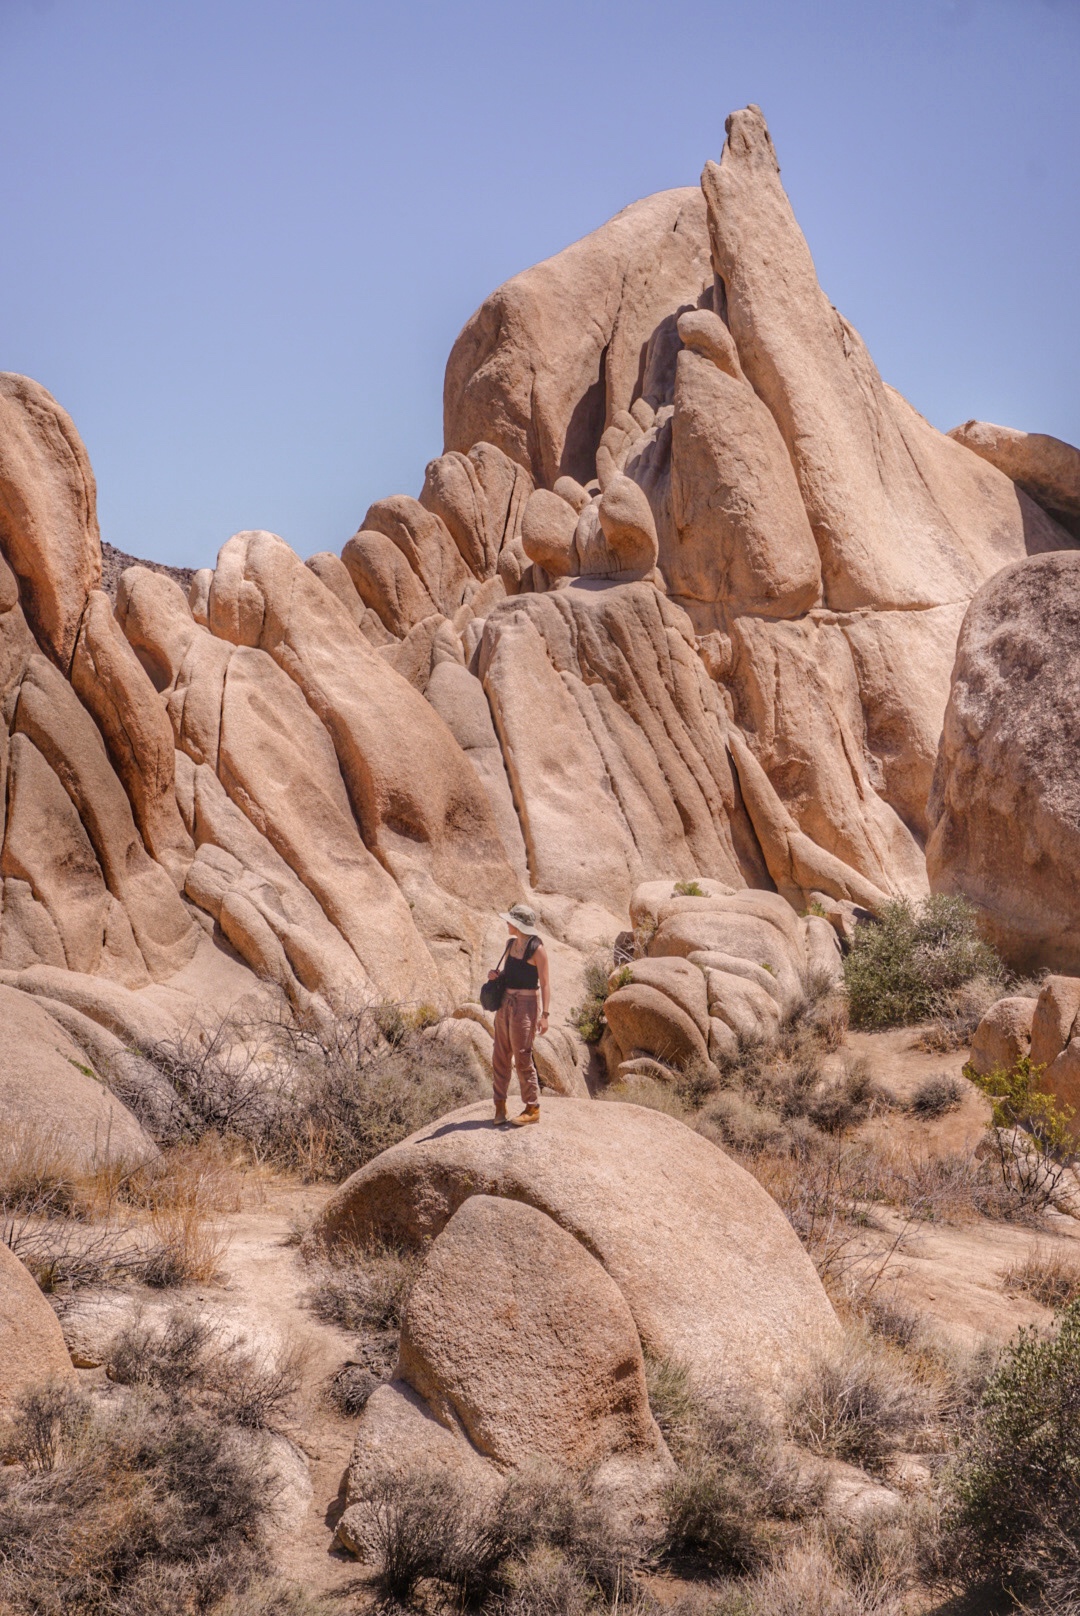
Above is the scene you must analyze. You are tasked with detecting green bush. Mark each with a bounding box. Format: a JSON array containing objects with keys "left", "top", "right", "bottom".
[
  {"left": 673, "top": 880, "right": 704, "bottom": 898},
  {"left": 569, "top": 957, "right": 629, "bottom": 1046},
  {"left": 843, "top": 895, "right": 1001, "bottom": 1030},
  {"left": 966, "top": 1055, "right": 1075, "bottom": 1209},
  {"left": 944, "top": 1298, "right": 1080, "bottom": 1603}
]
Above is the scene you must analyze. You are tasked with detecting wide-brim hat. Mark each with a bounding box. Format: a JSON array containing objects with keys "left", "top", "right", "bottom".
[{"left": 499, "top": 903, "right": 541, "bottom": 936}]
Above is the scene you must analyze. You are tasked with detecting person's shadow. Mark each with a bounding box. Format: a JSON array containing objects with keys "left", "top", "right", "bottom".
[{"left": 421, "top": 1118, "right": 500, "bottom": 1141}]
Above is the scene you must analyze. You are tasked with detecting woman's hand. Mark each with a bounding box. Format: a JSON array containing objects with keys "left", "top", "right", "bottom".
[
  {"left": 539, "top": 1011, "right": 549, "bottom": 1033},
  {"left": 487, "top": 969, "right": 500, "bottom": 981}
]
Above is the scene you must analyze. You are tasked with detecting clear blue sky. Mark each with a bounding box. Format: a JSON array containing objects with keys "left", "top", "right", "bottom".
[{"left": 1, "top": 0, "right": 1077, "bottom": 570}]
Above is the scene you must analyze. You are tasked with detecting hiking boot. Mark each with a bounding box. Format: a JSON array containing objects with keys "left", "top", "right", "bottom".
[
  {"left": 510, "top": 1105, "right": 540, "bottom": 1127},
  {"left": 493, "top": 1103, "right": 507, "bottom": 1125}
]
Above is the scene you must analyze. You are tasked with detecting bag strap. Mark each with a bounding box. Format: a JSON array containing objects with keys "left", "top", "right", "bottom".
[{"left": 494, "top": 940, "right": 512, "bottom": 973}]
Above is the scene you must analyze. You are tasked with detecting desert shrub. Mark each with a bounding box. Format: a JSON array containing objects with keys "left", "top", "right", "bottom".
[
  {"left": 843, "top": 895, "right": 1001, "bottom": 1031},
  {"left": 673, "top": 880, "right": 704, "bottom": 898},
  {"left": 0, "top": 1387, "right": 275, "bottom": 1615},
  {"left": 106, "top": 1306, "right": 304, "bottom": 1432},
  {"left": 907, "top": 1072, "right": 964, "bottom": 1118},
  {"left": 0, "top": 1379, "right": 92, "bottom": 1471},
  {"left": 698, "top": 1539, "right": 910, "bottom": 1616},
  {"left": 788, "top": 1330, "right": 934, "bottom": 1475},
  {"left": 304, "top": 1238, "right": 423, "bottom": 1333},
  {"left": 138, "top": 1200, "right": 226, "bottom": 1286},
  {"left": 649, "top": 1359, "right": 819, "bottom": 1575},
  {"left": 569, "top": 954, "right": 627, "bottom": 1045},
  {"left": 354, "top": 1460, "right": 637, "bottom": 1606},
  {"left": 138, "top": 1005, "right": 475, "bottom": 1181},
  {"left": 967, "top": 1055, "right": 1075, "bottom": 1209},
  {"left": 2, "top": 1212, "right": 143, "bottom": 1296},
  {"left": 323, "top": 1361, "right": 381, "bottom": 1417},
  {"left": 491, "top": 1545, "right": 595, "bottom": 1615},
  {"left": 943, "top": 1298, "right": 1080, "bottom": 1603},
  {"left": 806, "top": 1057, "right": 881, "bottom": 1135},
  {"left": 1001, "top": 1242, "right": 1080, "bottom": 1309},
  {"left": 697, "top": 1090, "right": 788, "bottom": 1156}
]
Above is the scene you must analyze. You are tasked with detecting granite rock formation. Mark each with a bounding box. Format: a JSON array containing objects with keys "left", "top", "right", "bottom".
[{"left": 0, "top": 100, "right": 1077, "bottom": 1133}]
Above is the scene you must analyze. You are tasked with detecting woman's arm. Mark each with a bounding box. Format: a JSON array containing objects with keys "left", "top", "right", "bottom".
[{"left": 536, "top": 944, "right": 550, "bottom": 1032}]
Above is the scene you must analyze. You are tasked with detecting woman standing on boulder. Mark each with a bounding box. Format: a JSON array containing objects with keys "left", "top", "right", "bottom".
[{"left": 488, "top": 903, "right": 550, "bottom": 1127}]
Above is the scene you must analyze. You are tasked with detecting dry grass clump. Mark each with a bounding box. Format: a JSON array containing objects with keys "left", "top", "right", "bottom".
[
  {"left": 788, "top": 1330, "right": 937, "bottom": 1475},
  {"left": 1, "top": 1134, "right": 240, "bottom": 1297},
  {"left": 648, "top": 1358, "right": 821, "bottom": 1575},
  {"left": 1001, "top": 1242, "right": 1080, "bottom": 1309},
  {"left": 305, "top": 1238, "right": 424, "bottom": 1402},
  {"left": 0, "top": 1122, "right": 142, "bottom": 1222},
  {"left": 907, "top": 1072, "right": 964, "bottom": 1117},
  {"left": 0, "top": 1374, "right": 305, "bottom": 1616},
  {"left": 352, "top": 1459, "right": 638, "bottom": 1608},
  {"left": 304, "top": 1237, "right": 423, "bottom": 1332}
]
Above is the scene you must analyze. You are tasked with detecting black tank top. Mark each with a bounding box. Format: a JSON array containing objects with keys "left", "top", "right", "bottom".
[{"left": 503, "top": 935, "right": 540, "bottom": 990}]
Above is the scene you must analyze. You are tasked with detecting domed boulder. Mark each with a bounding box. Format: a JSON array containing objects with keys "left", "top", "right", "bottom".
[
  {"left": 397, "top": 1194, "right": 670, "bottom": 1479},
  {"left": 314, "top": 1096, "right": 840, "bottom": 1402},
  {"left": 969, "top": 996, "right": 1037, "bottom": 1078}
]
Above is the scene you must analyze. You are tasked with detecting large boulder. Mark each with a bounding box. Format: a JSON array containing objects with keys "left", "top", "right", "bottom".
[
  {"left": 314, "top": 1097, "right": 841, "bottom": 1400},
  {"left": 969, "top": 996, "right": 1037, "bottom": 1078},
  {"left": 694, "top": 106, "right": 1070, "bottom": 878},
  {"left": 0, "top": 1242, "right": 75, "bottom": 1412},
  {"left": 397, "top": 1195, "right": 670, "bottom": 1478},
  {"left": 928, "top": 552, "right": 1080, "bottom": 972},
  {"left": 701, "top": 108, "right": 1067, "bottom": 616},
  {"left": 950, "top": 421, "right": 1080, "bottom": 543},
  {"left": 0, "top": 372, "right": 101, "bottom": 668}
]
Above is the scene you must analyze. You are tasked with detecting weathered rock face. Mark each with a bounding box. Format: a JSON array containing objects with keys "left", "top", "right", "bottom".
[
  {"left": 0, "top": 1241, "right": 75, "bottom": 1412},
  {"left": 0, "top": 984, "right": 155, "bottom": 1167},
  {"left": 314, "top": 1096, "right": 841, "bottom": 1401},
  {"left": 928, "top": 552, "right": 1080, "bottom": 973},
  {"left": 444, "top": 188, "right": 713, "bottom": 489}
]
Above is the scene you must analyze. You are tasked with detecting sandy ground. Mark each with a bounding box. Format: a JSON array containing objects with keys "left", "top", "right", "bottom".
[{"left": 206, "top": 1183, "right": 367, "bottom": 1598}]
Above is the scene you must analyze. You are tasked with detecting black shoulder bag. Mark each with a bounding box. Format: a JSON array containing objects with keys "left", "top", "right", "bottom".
[{"left": 479, "top": 940, "right": 512, "bottom": 1013}]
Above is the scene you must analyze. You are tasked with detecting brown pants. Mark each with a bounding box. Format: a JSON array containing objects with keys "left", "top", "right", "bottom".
[{"left": 493, "top": 989, "right": 540, "bottom": 1107}]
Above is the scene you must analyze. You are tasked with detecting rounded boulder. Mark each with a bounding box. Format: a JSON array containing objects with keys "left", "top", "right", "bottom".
[
  {"left": 314, "top": 1096, "right": 840, "bottom": 1401},
  {"left": 398, "top": 1194, "right": 669, "bottom": 1476}
]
